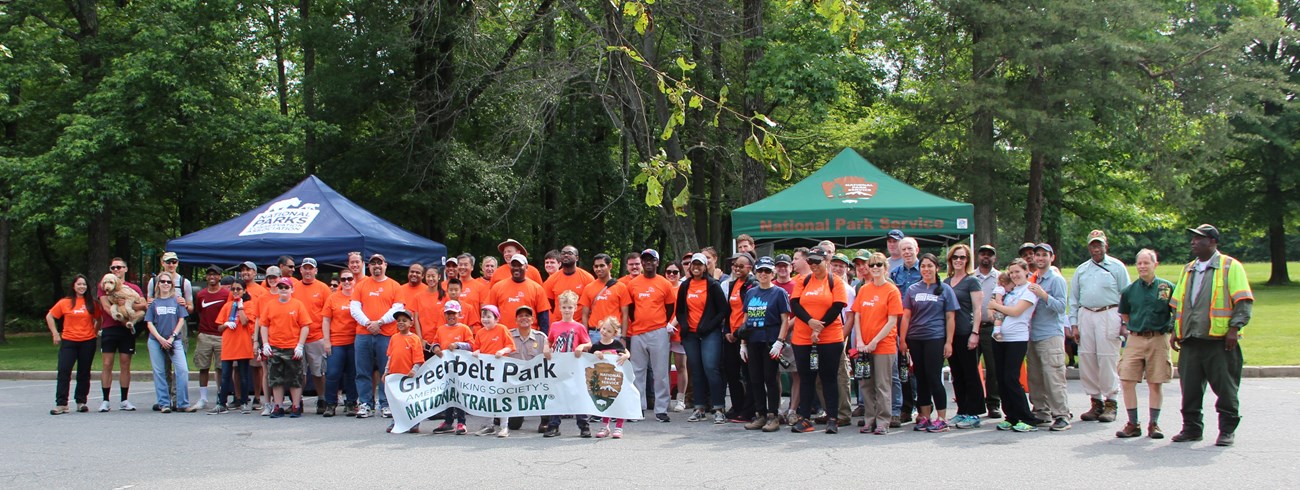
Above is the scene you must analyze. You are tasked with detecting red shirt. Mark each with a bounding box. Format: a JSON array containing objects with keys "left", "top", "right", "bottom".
[{"left": 195, "top": 287, "right": 232, "bottom": 336}]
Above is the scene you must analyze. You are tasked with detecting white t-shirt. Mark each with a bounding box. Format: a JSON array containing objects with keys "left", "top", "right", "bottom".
[{"left": 998, "top": 284, "right": 1038, "bottom": 342}]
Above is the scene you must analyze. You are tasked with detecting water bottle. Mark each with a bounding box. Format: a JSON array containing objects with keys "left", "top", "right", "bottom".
[
  {"left": 854, "top": 354, "right": 872, "bottom": 380},
  {"left": 809, "top": 350, "right": 820, "bottom": 371},
  {"left": 777, "top": 353, "right": 792, "bottom": 369},
  {"left": 898, "top": 353, "right": 909, "bottom": 382}
]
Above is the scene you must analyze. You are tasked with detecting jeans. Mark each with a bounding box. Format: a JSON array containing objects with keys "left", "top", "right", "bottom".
[
  {"left": 682, "top": 329, "right": 725, "bottom": 410},
  {"left": 548, "top": 413, "right": 591, "bottom": 430},
  {"left": 793, "top": 342, "right": 843, "bottom": 419},
  {"left": 55, "top": 339, "right": 96, "bottom": 406},
  {"left": 326, "top": 343, "right": 358, "bottom": 405},
  {"left": 355, "top": 334, "right": 390, "bottom": 408},
  {"left": 147, "top": 338, "right": 190, "bottom": 408},
  {"left": 219, "top": 359, "right": 252, "bottom": 405}
]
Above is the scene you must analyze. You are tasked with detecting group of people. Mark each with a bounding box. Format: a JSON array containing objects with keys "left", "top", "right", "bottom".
[{"left": 45, "top": 225, "right": 1252, "bottom": 446}]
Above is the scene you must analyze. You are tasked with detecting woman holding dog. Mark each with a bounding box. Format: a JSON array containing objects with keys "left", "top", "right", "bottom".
[
  {"left": 145, "top": 271, "right": 195, "bottom": 412},
  {"left": 46, "top": 274, "right": 100, "bottom": 415}
]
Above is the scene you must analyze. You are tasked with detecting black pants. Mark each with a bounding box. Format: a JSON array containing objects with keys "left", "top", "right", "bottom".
[
  {"left": 1178, "top": 337, "right": 1243, "bottom": 435},
  {"left": 445, "top": 408, "right": 467, "bottom": 425},
  {"left": 219, "top": 359, "right": 252, "bottom": 405},
  {"left": 745, "top": 341, "right": 782, "bottom": 415},
  {"left": 949, "top": 332, "right": 986, "bottom": 416},
  {"left": 793, "top": 343, "right": 843, "bottom": 419},
  {"left": 993, "top": 341, "right": 1032, "bottom": 424},
  {"left": 55, "top": 339, "right": 96, "bottom": 406},
  {"left": 978, "top": 324, "right": 1000, "bottom": 408},
  {"left": 907, "top": 338, "right": 947, "bottom": 410},
  {"left": 722, "top": 336, "right": 752, "bottom": 417}
]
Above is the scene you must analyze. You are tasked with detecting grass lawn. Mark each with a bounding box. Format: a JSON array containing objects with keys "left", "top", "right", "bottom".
[{"left": 0, "top": 332, "right": 193, "bottom": 372}]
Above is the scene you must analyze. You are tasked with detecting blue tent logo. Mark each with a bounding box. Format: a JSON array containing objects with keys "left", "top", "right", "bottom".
[{"left": 239, "top": 197, "right": 322, "bottom": 236}]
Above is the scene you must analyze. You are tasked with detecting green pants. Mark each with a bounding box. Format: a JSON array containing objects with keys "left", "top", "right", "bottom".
[{"left": 1177, "top": 337, "right": 1242, "bottom": 435}]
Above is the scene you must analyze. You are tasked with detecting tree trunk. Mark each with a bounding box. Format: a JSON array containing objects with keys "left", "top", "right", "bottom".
[
  {"left": 1042, "top": 153, "right": 1063, "bottom": 248},
  {"left": 300, "top": 0, "right": 317, "bottom": 176},
  {"left": 0, "top": 217, "right": 9, "bottom": 344},
  {"left": 1265, "top": 157, "right": 1291, "bottom": 285},
  {"left": 738, "top": 0, "right": 767, "bottom": 206},
  {"left": 969, "top": 24, "right": 998, "bottom": 246},
  {"left": 1024, "top": 149, "right": 1045, "bottom": 244}
]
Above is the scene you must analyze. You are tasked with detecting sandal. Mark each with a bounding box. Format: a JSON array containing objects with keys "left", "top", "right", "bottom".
[{"left": 50, "top": 406, "right": 69, "bottom": 415}]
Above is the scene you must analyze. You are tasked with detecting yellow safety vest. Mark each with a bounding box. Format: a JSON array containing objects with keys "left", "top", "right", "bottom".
[{"left": 1169, "top": 254, "right": 1253, "bottom": 338}]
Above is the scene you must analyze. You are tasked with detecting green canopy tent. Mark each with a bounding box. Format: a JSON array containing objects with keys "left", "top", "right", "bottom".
[{"left": 731, "top": 148, "right": 975, "bottom": 250}]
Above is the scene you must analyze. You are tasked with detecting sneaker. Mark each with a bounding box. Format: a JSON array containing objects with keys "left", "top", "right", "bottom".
[
  {"left": 889, "top": 416, "right": 901, "bottom": 428},
  {"left": 786, "top": 412, "right": 800, "bottom": 426},
  {"left": 762, "top": 415, "right": 781, "bottom": 432},
  {"left": 580, "top": 426, "right": 592, "bottom": 438},
  {"left": 289, "top": 405, "right": 302, "bottom": 418},
  {"left": 1012, "top": 421, "right": 1038, "bottom": 432},
  {"left": 120, "top": 400, "right": 137, "bottom": 411},
  {"left": 432, "top": 422, "right": 455, "bottom": 434},
  {"left": 538, "top": 421, "right": 549, "bottom": 433},
  {"left": 825, "top": 419, "right": 839, "bottom": 434},
  {"left": 208, "top": 404, "right": 229, "bottom": 415},
  {"left": 713, "top": 411, "right": 726, "bottom": 425},
  {"left": 996, "top": 421, "right": 1013, "bottom": 431},
  {"left": 456, "top": 423, "right": 468, "bottom": 435},
  {"left": 316, "top": 399, "right": 326, "bottom": 415},
  {"left": 687, "top": 409, "right": 706, "bottom": 422},
  {"left": 1171, "top": 431, "right": 1203, "bottom": 443},
  {"left": 791, "top": 418, "right": 816, "bottom": 433},
  {"left": 98, "top": 400, "right": 111, "bottom": 412},
  {"left": 596, "top": 427, "right": 611, "bottom": 438},
  {"left": 380, "top": 406, "right": 392, "bottom": 418},
  {"left": 240, "top": 403, "right": 252, "bottom": 414},
  {"left": 324, "top": 405, "right": 336, "bottom": 417},
  {"left": 73, "top": 404, "right": 86, "bottom": 412},
  {"left": 152, "top": 404, "right": 161, "bottom": 412},
  {"left": 671, "top": 400, "right": 685, "bottom": 412},
  {"left": 852, "top": 405, "right": 865, "bottom": 417},
  {"left": 745, "top": 416, "right": 767, "bottom": 431},
  {"left": 544, "top": 427, "right": 561, "bottom": 438},
  {"left": 160, "top": 406, "right": 172, "bottom": 414},
  {"left": 251, "top": 399, "right": 263, "bottom": 410},
  {"left": 955, "top": 415, "right": 980, "bottom": 429},
  {"left": 987, "top": 407, "right": 1002, "bottom": 419},
  {"left": 1028, "top": 417, "right": 1052, "bottom": 427},
  {"left": 194, "top": 399, "right": 208, "bottom": 411},
  {"left": 913, "top": 416, "right": 931, "bottom": 431},
  {"left": 1050, "top": 417, "right": 1072, "bottom": 431},
  {"left": 1215, "top": 432, "right": 1235, "bottom": 447},
  {"left": 408, "top": 424, "right": 421, "bottom": 434},
  {"left": 927, "top": 420, "right": 949, "bottom": 433},
  {"left": 1116, "top": 422, "right": 1141, "bottom": 438},
  {"left": 177, "top": 405, "right": 198, "bottom": 413},
  {"left": 612, "top": 428, "right": 623, "bottom": 439},
  {"left": 476, "top": 425, "right": 500, "bottom": 436},
  {"left": 356, "top": 404, "right": 372, "bottom": 418},
  {"left": 344, "top": 403, "right": 358, "bottom": 417},
  {"left": 497, "top": 427, "right": 510, "bottom": 438},
  {"left": 656, "top": 413, "right": 671, "bottom": 423},
  {"left": 269, "top": 406, "right": 285, "bottom": 418},
  {"left": 813, "top": 411, "right": 829, "bottom": 424},
  {"left": 261, "top": 404, "right": 272, "bottom": 416}
]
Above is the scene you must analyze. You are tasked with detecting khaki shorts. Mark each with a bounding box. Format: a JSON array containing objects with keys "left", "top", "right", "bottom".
[
  {"left": 268, "top": 348, "right": 303, "bottom": 388},
  {"left": 303, "top": 339, "right": 328, "bottom": 377},
  {"left": 193, "top": 333, "right": 223, "bottom": 370},
  {"left": 1118, "top": 333, "right": 1173, "bottom": 383}
]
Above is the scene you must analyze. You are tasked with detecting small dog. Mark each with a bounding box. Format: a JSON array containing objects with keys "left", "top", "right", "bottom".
[{"left": 100, "top": 273, "right": 144, "bottom": 333}]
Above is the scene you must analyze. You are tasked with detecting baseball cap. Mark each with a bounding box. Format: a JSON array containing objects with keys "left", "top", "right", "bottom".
[
  {"left": 774, "top": 254, "right": 792, "bottom": 265},
  {"left": 887, "top": 229, "right": 905, "bottom": 240},
  {"left": 1018, "top": 242, "right": 1036, "bottom": 254},
  {"left": 1086, "top": 230, "right": 1107, "bottom": 245},
  {"left": 240, "top": 261, "right": 257, "bottom": 271},
  {"left": 393, "top": 310, "right": 412, "bottom": 321},
  {"left": 807, "top": 247, "right": 829, "bottom": 260},
  {"left": 641, "top": 249, "right": 660, "bottom": 261},
  {"left": 978, "top": 244, "right": 996, "bottom": 254},
  {"left": 275, "top": 277, "right": 293, "bottom": 287},
  {"left": 444, "top": 256, "right": 458, "bottom": 266},
  {"left": 480, "top": 304, "right": 501, "bottom": 319},
  {"left": 368, "top": 253, "right": 386, "bottom": 264},
  {"left": 161, "top": 252, "right": 179, "bottom": 262},
  {"left": 1034, "top": 243, "right": 1055, "bottom": 255},
  {"left": 831, "top": 253, "right": 852, "bottom": 266},
  {"left": 265, "top": 266, "right": 282, "bottom": 278},
  {"left": 444, "top": 300, "right": 462, "bottom": 313},
  {"left": 509, "top": 254, "right": 528, "bottom": 266},
  {"left": 301, "top": 258, "right": 318, "bottom": 268},
  {"left": 755, "top": 256, "right": 776, "bottom": 271},
  {"left": 1188, "top": 224, "right": 1220, "bottom": 240},
  {"left": 498, "top": 239, "right": 528, "bottom": 256},
  {"left": 205, "top": 264, "right": 223, "bottom": 274},
  {"left": 853, "top": 249, "right": 872, "bottom": 262},
  {"left": 516, "top": 304, "right": 535, "bottom": 316},
  {"left": 690, "top": 253, "right": 708, "bottom": 265}
]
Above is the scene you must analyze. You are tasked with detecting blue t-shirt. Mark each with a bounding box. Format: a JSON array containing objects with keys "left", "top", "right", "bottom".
[
  {"left": 742, "top": 285, "right": 790, "bottom": 343},
  {"left": 144, "top": 296, "right": 188, "bottom": 339},
  {"left": 902, "top": 281, "right": 959, "bottom": 341}
]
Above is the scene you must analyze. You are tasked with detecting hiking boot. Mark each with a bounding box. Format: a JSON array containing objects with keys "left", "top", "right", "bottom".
[
  {"left": 1080, "top": 398, "right": 1103, "bottom": 422},
  {"left": 344, "top": 403, "right": 358, "bottom": 417},
  {"left": 544, "top": 427, "right": 561, "bottom": 438},
  {"left": 889, "top": 416, "right": 901, "bottom": 428},
  {"left": 1098, "top": 399, "right": 1118, "bottom": 423},
  {"left": 579, "top": 426, "right": 592, "bottom": 438},
  {"left": 1116, "top": 422, "right": 1141, "bottom": 438},
  {"left": 1148, "top": 423, "right": 1164, "bottom": 439},
  {"left": 986, "top": 406, "right": 1002, "bottom": 419},
  {"left": 323, "top": 405, "right": 336, "bottom": 417},
  {"left": 762, "top": 414, "right": 781, "bottom": 432},
  {"left": 1171, "top": 430, "right": 1203, "bottom": 443},
  {"left": 1216, "top": 432, "right": 1235, "bottom": 447},
  {"left": 745, "top": 415, "right": 767, "bottom": 430},
  {"left": 316, "top": 399, "right": 326, "bottom": 415},
  {"left": 852, "top": 405, "right": 865, "bottom": 417}
]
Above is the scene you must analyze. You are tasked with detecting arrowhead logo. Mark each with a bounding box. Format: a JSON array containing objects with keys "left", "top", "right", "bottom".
[
  {"left": 822, "top": 176, "right": 877, "bottom": 203},
  {"left": 585, "top": 362, "right": 623, "bottom": 412}
]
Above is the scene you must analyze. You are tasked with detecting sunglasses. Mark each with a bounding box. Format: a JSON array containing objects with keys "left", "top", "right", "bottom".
[
  {"left": 807, "top": 257, "right": 824, "bottom": 265},
  {"left": 340, "top": 277, "right": 355, "bottom": 282},
  {"left": 951, "top": 255, "right": 968, "bottom": 261},
  {"left": 158, "top": 280, "right": 173, "bottom": 285},
  {"left": 164, "top": 259, "right": 178, "bottom": 264},
  {"left": 276, "top": 285, "right": 291, "bottom": 290},
  {"left": 756, "top": 269, "right": 774, "bottom": 274},
  {"left": 665, "top": 270, "right": 680, "bottom": 275},
  {"left": 231, "top": 287, "right": 244, "bottom": 292},
  {"left": 110, "top": 265, "right": 126, "bottom": 270},
  {"left": 868, "top": 263, "right": 885, "bottom": 268}
]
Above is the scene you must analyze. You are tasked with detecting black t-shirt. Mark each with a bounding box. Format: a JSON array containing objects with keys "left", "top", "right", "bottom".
[
  {"left": 945, "top": 275, "right": 981, "bottom": 335},
  {"left": 589, "top": 338, "right": 627, "bottom": 355}
]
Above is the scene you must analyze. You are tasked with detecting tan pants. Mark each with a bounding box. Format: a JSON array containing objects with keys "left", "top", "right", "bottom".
[{"left": 1027, "top": 336, "right": 1071, "bottom": 420}]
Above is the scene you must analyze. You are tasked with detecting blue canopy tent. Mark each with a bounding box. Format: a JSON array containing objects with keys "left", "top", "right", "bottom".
[{"left": 167, "top": 175, "right": 446, "bottom": 268}]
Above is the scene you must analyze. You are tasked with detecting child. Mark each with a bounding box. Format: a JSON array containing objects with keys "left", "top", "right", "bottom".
[
  {"left": 544, "top": 291, "right": 593, "bottom": 438},
  {"left": 385, "top": 310, "right": 425, "bottom": 433},
  {"left": 430, "top": 301, "right": 474, "bottom": 435},
  {"left": 472, "top": 305, "right": 515, "bottom": 437},
  {"left": 579, "top": 317, "right": 631, "bottom": 439},
  {"left": 212, "top": 283, "right": 254, "bottom": 414},
  {"left": 510, "top": 305, "right": 553, "bottom": 436},
  {"left": 258, "top": 277, "right": 311, "bottom": 418},
  {"left": 990, "top": 272, "right": 1015, "bottom": 340}
]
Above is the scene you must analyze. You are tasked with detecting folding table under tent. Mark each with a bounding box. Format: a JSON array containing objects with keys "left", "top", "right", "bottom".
[{"left": 166, "top": 175, "right": 447, "bottom": 268}]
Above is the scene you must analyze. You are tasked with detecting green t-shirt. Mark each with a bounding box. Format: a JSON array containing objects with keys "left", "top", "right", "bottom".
[{"left": 1118, "top": 277, "right": 1174, "bottom": 333}]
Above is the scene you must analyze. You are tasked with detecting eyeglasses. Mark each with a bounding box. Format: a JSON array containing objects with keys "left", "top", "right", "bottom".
[
  {"left": 868, "top": 263, "right": 885, "bottom": 268},
  {"left": 340, "top": 277, "right": 355, "bottom": 282},
  {"left": 951, "top": 255, "right": 968, "bottom": 261},
  {"left": 110, "top": 265, "right": 126, "bottom": 270}
]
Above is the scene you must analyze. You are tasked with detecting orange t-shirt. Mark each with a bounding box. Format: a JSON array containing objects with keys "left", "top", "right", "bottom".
[
  {"left": 351, "top": 276, "right": 401, "bottom": 336},
  {"left": 399, "top": 282, "right": 424, "bottom": 305},
  {"left": 626, "top": 275, "right": 675, "bottom": 336},
  {"left": 487, "top": 278, "right": 550, "bottom": 329},
  {"left": 683, "top": 279, "right": 709, "bottom": 332},
  {"left": 457, "top": 277, "right": 487, "bottom": 328},
  {"left": 216, "top": 300, "right": 255, "bottom": 360},
  {"left": 490, "top": 264, "right": 544, "bottom": 286},
  {"left": 436, "top": 323, "right": 475, "bottom": 350},
  {"left": 543, "top": 267, "right": 595, "bottom": 305},
  {"left": 852, "top": 281, "right": 904, "bottom": 355},
  {"left": 292, "top": 280, "right": 329, "bottom": 343},
  {"left": 245, "top": 281, "right": 269, "bottom": 300},
  {"left": 322, "top": 291, "right": 358, "bottom": 346},
  {"left": 409, "top": 289, "right": 448, "bottom": 344},
  {"left": 49, "top": 297, "right": 96, "bottom": 342},
  {"left": 386, "top": 332, "right": 425, "bottom": 375},
  {"left": 579, "top": 279, "right": 631, "bottom": 329},
  {"left": 790, "top": 274, "right": 848, "bottom": 346},
  {"left": 728, "top": 280, "right": 747, "bottom": 334},
  {"left": 260, "top": 298, "right": 311, "bottom": 349},
  {"left": 474, "top": 324, "right": 514, "bottom": 355}
]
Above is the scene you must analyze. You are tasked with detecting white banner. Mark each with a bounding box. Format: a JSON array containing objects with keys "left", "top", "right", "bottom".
[{"left": 385, "top": 351, "right": 644, "bottom": 433}]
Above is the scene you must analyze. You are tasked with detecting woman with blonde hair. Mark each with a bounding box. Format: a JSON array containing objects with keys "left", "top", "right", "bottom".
[{"left": 145, "top": 271, "right": 194, "bottom": 412}]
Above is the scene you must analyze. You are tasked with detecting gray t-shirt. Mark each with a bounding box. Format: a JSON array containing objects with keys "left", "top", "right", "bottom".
[{"left": 144, "top": 296, "right": 189, "bottom": 339}]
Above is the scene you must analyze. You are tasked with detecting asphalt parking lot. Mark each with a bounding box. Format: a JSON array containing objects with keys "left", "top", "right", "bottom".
[{"left": 3, "top": 377, "right": 1298, "bottom": 489}]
